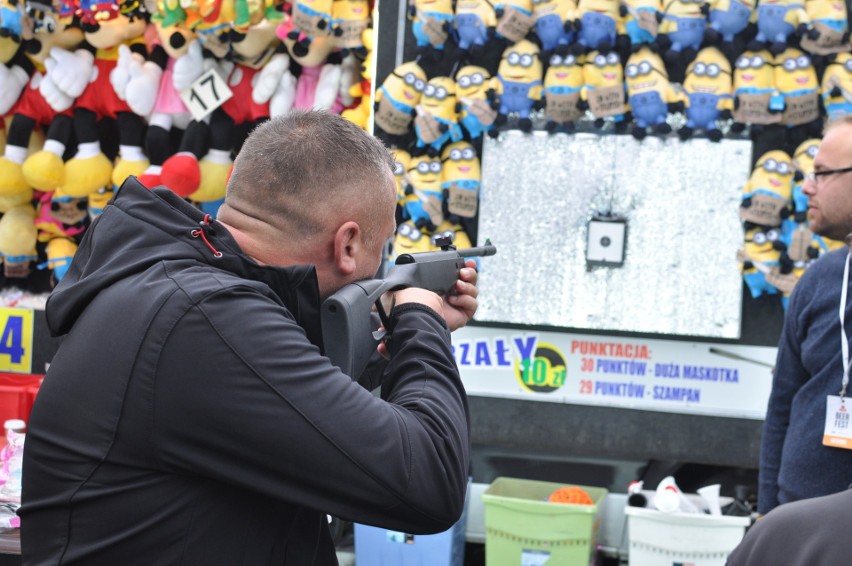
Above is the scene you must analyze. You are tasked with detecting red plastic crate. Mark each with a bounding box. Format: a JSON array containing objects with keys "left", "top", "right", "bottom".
[{"left": 0, "top": 373, "right": 43, "bottom": 426}]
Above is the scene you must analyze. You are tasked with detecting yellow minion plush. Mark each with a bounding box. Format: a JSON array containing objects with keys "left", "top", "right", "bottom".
[
  {"left": 821, "top": 53, "right": 852, "bottom": 121},
  {"left": 581, "top": 50, "right": 628, "bottom": 128},
  {"left": 374, "top": 60, "right": 426, "bottom": 137},
  {"left": 494, "top": 39, "right": 543, "bottom": 133},
  {"left": 441, "top": 141, "right": 481, "bottom": 218},
  {"left": 679, "top": 46, "right": 733, "bottom": 141},
  {"left": 543, "top": 52, "right": 585, "bottom": 133}
]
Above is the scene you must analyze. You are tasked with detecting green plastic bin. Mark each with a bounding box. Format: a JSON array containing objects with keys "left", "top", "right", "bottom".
[{"left": 482, "top": 477, "right": 608, "bottom": 566}]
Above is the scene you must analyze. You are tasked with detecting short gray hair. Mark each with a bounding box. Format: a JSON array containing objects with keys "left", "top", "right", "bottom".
[{"left": 226, "top": 110, "right": 395, "bottom": 242}]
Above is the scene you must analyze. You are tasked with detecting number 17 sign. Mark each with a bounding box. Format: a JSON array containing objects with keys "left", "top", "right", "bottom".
[
  {"left": 180, "top": 68, "right": 234, "bottom": 122},
  {"left": 0, "top": 308, "right": 34, "bottom": 373}
]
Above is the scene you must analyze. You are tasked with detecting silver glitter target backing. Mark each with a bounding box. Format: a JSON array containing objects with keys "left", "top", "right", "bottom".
[{"left": 475, "top": 131, "right": 751, "bottom": 339}]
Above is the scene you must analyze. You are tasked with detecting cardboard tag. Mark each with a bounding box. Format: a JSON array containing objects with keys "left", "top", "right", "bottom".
[
  {"left": 3, "top": 261, "right": 31, "bottom": 279},
  {"left": 824, "top": 395, "right": 852, "bottom": 449},
  {"left": 739, "top": 193, "right": 788, "bottom": 226},
  {"left": 782, "top": 92, "right": 820, "bottom": 126},
  {"left": 545, "top": 91, "right": 582, "bottom": 123},
  {"left": 293, "top": 6, "right": 331, "bottom": 38},
  {"left": 732, "top": 93, "right": 782, "bottom": 125},
  {"left": 421, "top": 191, "right": 444, "bottom": 226},
  {"left": 375, "top": 96, "right": 413, "bottom": 135},
  {"left": 496, "top": 6, "right": 534, "bottom": 43},
  {"left": 420, "top": 12, "right": 449, "bottom": 47},
  {"left": 588, "top": 85, "right": 626, "bottom": 117},
  {"left": 765, "top": 267, "right": 798, "bottom": 294},
  {"left": 180, "top": 67, "right": 234, "bottom": 122},
  {"left": 332, "top": 19, "right": 369, "bottom": 49},
  {"left": 637, "top": 9, "right": 658, "bottom": 35},
  {"left": 800, "top": 23, "right": 851, "bottom": 55},
  {"left": 466, "top": 98, "right": 498, "bottom": 126},
  {"left": 787, "top": 226, "right": 814, "bottom": 262},
  {"left": 414, "top": 109, "right": 443, "bottom": 144},
  {"left": 447, "top": 183, "right": 479, "bottom": 218}
]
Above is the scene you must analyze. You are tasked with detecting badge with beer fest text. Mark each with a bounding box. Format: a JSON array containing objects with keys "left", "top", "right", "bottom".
[{"left": 823, "top": 396, "right": 852, "bottom": 449}]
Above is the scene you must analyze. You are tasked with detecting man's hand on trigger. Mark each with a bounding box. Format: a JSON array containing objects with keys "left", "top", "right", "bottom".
[
  {"left": 376, "top": 288, "right": 444, "bottom": 359},
  {"left": 444, "top": 259, "right": 479, "bottom": 332}
]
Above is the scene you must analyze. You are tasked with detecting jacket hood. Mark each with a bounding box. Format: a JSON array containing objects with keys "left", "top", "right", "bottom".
[{"left": 46, "top": 177, "right": 322, "bottom": 344}]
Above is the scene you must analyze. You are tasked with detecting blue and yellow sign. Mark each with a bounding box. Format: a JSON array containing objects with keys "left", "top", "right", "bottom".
[
  {"left": 0, "top": 308, "right": 34, "bottom": 373},
  {"left": 515, "top": 342, "right": 566, "bottom": 393}
]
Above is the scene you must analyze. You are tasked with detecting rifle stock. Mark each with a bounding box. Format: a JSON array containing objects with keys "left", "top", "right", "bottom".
[{"left": 321, "top": 240, "right": 497, "bottom": 378}]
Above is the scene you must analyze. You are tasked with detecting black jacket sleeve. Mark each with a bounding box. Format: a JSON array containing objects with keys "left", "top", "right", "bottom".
[{"left": 152, "top": 287, "right": 470, "bottom": 534}]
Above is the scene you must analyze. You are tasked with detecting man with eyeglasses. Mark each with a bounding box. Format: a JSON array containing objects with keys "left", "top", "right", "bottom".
[{"left": 758, "top": 116, "right": 852, "bottom": 520}]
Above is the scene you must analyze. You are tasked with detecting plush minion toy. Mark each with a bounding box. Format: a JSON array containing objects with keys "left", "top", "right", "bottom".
[
  {"left": 455, "top": 65, "right": 498, "bottom": 139},
  {"left": 678, "top": 46, "right": 732, "bottom": 141},
  {"left": 731, "top": 49, "right": 781, "bottom": 126},
  {"left": 821, "top": 53, "right": 852, "bottom": 121},
  {"left": 330, "top": 0, "right": 370, "bottom": 56},
  {"left": 454, "top": 0, "right": 497, "bottom": 52},
  {"left": 739, "top": 224, "right": 784, "bottom": 298},
  {"left": 374, "top": 60, "right": 426, "bottom": 141},
  {"left": 429, "top": 217, "right": 474, "bottom": 250},
  {"left": 790, "top": 137, "right": 819, "bottom": 221},
  {"left": 772, "top": 47, "right": 819, "bottom": 128},
  {"left": 404, "top": 154, "right": 444, "bottom": 229},
  {"left": 391, "top": 148, "right": 414, "bottom": 209},
  {"left": 750, "top": 0, "right": 809, "bottom": 55},
  {"left": 799, "top": 0, "right": 849, "bottom": 56},
  {"left": 624, "top": 45, "right": 682, "bottom": 138},
  {"left": 409, "top": 0, "right": 454, "bottom": 52},
  {"left": 543, "top": 51, "right": 584, "bottom": 133},
  {"left": 494, "top": 0, "right": 535, "bottom": 44},
  {"left": 0, "top": 204, "right": 37, "bottom": 279},
  {"left": 0, "top": 0, "right": 24, "bottom": 42},
  {"left": 740, "top": 150, "right": 794, "bottom": 228},
  {"left": 657, "top": 0, "right": 707, "bottom": 80},
  {"left": 622, "top": 0, "right": 661, "bottom": 49},
  {"left": 390, "top": 219, "right": 432, "bottom": 262},
  {"left": 493, "top": 39, "right": 543, "bottom": 133},
  {"left": 414, "top": 76, "right": 463, "bottom": 156},
  {"left": 533, "top": 0, "right": 575, "bottom": 54},
  {"left": 704, "top": 0, "right": 756, "bottom": 45},
  {"left": 573, "top": 0, "right": 622, "bottom": 53},
  {"left": 581, "top": 49, "right": 628, "bottom": 128},
  {"left": 441, "top": 141, "right": 481, "bottom": 218}
]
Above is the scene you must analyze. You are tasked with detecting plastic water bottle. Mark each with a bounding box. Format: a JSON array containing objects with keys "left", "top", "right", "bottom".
[{"left": 0, "top": 420, "right": 26, "bottom": 501}]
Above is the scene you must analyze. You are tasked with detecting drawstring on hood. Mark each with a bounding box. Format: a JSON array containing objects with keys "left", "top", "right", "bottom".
[{"left": 190, "top": 214, "right": 223, "bottom": 258}]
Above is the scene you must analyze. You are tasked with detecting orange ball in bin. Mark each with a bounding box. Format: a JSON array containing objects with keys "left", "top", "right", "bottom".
[{"left": 548, "top": 486, "right": 594, "bottom": 505}]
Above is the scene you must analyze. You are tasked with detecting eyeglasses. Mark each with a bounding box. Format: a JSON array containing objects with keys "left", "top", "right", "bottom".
[
  {"left": 392, "top": 71, "right": 425, "bottom": 92},
  {"left": 805, "top": 165, "right": 852, "bottom": 185}
]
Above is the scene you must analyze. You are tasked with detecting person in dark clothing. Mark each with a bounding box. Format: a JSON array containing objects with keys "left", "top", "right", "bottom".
[
  {"left": 727, "top": 487, "right": 852, "bottom": 565},
  {"left": 759, "top": 116, "right": 852, "bottom": 515},
  {"left": 19, "top": 110, "right": 479, "bottom": 565}
]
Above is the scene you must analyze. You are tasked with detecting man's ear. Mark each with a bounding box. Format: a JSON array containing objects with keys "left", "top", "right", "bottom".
[{"left": 333, "top": 221, "right": 362, "bottom": 275}]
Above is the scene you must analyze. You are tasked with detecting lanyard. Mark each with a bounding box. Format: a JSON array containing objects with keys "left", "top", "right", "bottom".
[{"left": 840, "top": 253, "right": 852, "bottom": 399}]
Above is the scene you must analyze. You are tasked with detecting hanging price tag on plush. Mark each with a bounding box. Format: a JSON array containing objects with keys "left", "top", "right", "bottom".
[
  {"left": 180, "top": 68, "right": 234, "bottom": 122},
  {"left": 0, "top": 308, "right": 33, "bottom": 373}
]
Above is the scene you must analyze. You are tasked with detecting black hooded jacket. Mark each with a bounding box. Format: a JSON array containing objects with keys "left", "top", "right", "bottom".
[{"left": 19, "top": 178, "right": 470, "bottom": 565}]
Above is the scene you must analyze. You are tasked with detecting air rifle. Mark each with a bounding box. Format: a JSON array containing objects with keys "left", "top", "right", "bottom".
[{"left": 321, "top": 238, "right": 497, "bottom": 378}]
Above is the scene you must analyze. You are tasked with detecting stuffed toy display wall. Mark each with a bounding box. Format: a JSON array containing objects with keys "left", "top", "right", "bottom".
[
  {"left": 0, "top": 0, "right": 375, "bottom": 292},
  {"left": 371, "top": 0, "right": 852, "bottom": 307}
]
